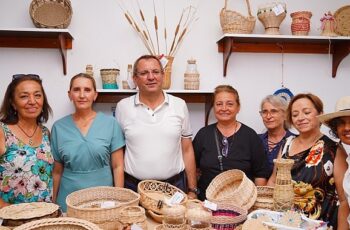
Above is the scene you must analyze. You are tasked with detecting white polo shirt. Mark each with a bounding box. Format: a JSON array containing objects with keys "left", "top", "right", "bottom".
[{"left": 115, "top": 91, "right": 193, "bottom": 180}]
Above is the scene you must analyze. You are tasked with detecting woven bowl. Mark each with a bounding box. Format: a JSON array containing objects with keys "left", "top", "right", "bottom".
[
  {"left": 206, "top": 169, "right": 257, "bottom": 210},
  {"left": 66, "top": 186, "right": 140, "bottom": 230},
  {"left": 119, "top": 206, "right": 147, "bottom": 230},
  {"left": 211, "top": 202, "right": 247, "bottom": 230},
  {"left": 29, "top": 0, "right": 73, "bottom": 28},
  {"left": 137, "top": 180, "right": 188, "bottom": 222},
  {"left": 13, "top": 217, "right": 102, "bottom": 230}
]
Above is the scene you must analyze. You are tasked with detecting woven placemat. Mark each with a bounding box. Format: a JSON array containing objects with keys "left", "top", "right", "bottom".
[
  {"left": 334, "top": 5, "right": 350, "bottom": 36},
  {"left": 0, "top": 202, "right": 59, "bottom": 220}
]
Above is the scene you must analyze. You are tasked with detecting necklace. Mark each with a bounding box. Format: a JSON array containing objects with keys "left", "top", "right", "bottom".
[
  {"left": 17, "top": 123, "right": 38, "bottom": 146},
  {"left": 217, "top": 122, "right": 238, "bottom": 158}
]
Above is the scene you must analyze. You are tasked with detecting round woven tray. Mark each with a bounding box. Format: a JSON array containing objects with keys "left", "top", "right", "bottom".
[
  {"left": 66, "top": 186, "right": 140, "bottom": 230},
  {"left": 206, "top": 169, "right": 257, "bottom": 210},
  {"left": 334, "top": 5, "right": 350, "bottom": 36},
  {"left": 29, "top": 0, "right": 73, "bottom": 28},
  {"left": 0, "top": 202, "right": 60, "bottom": 227},
  {"left": 13, "top": 217, "right": 102, "bottom": 230},
  {"left": 211, "top": 202, "right": 247, "bottom": 229},
  {"left": 137, "top": 180, "right": 188, "bottom": 222}
]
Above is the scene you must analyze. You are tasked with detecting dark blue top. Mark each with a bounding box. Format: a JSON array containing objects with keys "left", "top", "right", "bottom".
[{"left": 259, "top": 130, "right": 294, "bottom": 175}]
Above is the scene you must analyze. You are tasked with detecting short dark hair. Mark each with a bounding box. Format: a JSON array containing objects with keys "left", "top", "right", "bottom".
[
  {"left": 286, "top": 93, "right": 323, "bottom": 126},
  {"left": 328, "top": 117, "right": 341, "bottom": 139},
  {"left": 133, "top": 55, "right": 164, "bottom": 77},
  {"left": 0, "top": 75, "right": 52, "bottom": 124},
  {"left": 214, "top": 85, "right": 240, "bottom": 106},
  {"left": 69, "top": 73, "right": 97, "bottom": 91}
]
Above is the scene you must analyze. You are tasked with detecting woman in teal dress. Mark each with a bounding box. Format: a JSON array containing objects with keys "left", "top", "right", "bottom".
[
  {"left": 51, "top": 73, "right": 125, "bottom": 212},
  {"left": 0, "top": 74, "right": 53, "bottom": 207}
]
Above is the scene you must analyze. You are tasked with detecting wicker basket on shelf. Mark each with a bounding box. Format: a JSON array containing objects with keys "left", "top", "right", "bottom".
[
  {"left": 206, "top": 169, "right": 257, "bottom": 210},
  {"left": 13, "top": 217, "right": 102, "bottom": 230},
  {"left": 137, "top": 180, "right": 188, "bottom": 223},
  {"left": 29, "top": 0, "right": 73, "bottom": 28},
  {"left": 220, "top": 0, "right": 256, "bottom": 34},
  {"left": 66, "top": 186, "right": 140, "bottom": 230},
  {"left": 257, "top": 2, "right": 287, "bottom": 35}
]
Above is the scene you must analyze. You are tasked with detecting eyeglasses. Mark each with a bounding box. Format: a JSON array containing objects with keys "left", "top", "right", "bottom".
[
  {"left": 222, "top": 137, "right": 229, "bottom": 157},
  {"left": 12, "top": 74, "right": 40, "bottom": 81},
  {"left": 259, "top": 109, "right": 281, "bottom": 117},
  {"left": 136, "top": 69, "right": 163, "bottom": 78}
]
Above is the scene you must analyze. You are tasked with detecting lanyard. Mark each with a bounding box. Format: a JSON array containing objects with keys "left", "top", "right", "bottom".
[{"left": 214, "top": 129, "right": 224, "bottom": 172}]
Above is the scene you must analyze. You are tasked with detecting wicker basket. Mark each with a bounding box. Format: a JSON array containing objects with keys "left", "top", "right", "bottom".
[
  {"left": 137, "top": 180, "right": 188, "bottom": 222},
  {"left": 206, "top": 169, "right": 257, "bottom": 210},
  {"left": 13, "top": 217, "right": 102, "bottom": 230},
  {"left": 100, "top": 69, "right": 119, "bottom": 89},
  {"left": 211, "top": 202, "right": 247, "bottom": 230},
  {"left": 257, "top": 2, "right": 287, "bottom": 35},
  {"left": 66, "top": 186, "right": 140, "bottom": 230},
  {"left": 220, "top": 0, "right": 256, "bottom": 34},
  {"left": 334, "top": 5, "right": 350, "bottom": 36},
  {"left": 290, "top": 11, "right": 312, "bottom": 36},
  {"left": 0, "top": 202, "right": 61, "bottom": 228},
  {"left": 29, "top": 0, "right": 73, "bottom": 28},
  {"left": 119, "top": 206, "right": 147, "bottom": 230},
  {"left": 162, "top": 56, "right": 174, "bottom": 90},
  {"left": 250, "top": 186, "right": 274, "bottom": 211}
]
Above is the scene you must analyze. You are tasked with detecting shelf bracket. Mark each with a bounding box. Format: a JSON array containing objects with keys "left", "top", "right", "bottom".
[
  {"left": 223, "top": 37, "right": 233, "bottom": 77},
  {"left": 58, "top": 33, "right": 68, "bottom": 75},
  {"left": 332, "top": 40, "right": 350, "bottom": 78}
]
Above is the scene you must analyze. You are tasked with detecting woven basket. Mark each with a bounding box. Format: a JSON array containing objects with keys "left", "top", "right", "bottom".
[
  {"left": 257, "top": 2, "right": 287, "bottom": 35},
  {"left": 162, "top": 56, "right": 174, "bottom": 90},
  {"left": 119, "top": 206, "right": 147, "bottom": 230},
  {"left": 0, "top": 202, "right": 60, "bottom": 228},
  {"left": 206, "top": 169, "right": 257, "bottom": 210},
  {"left": 137, "top": 180, "right": 188, "bottom": 222},
  {"left": 184, "top": 73, "right": 200, "bottom": 90},
  {"left": 66, "top": 186, "right": 140, "bottom": 230},
  {"left": 100, "top": 69, "right": 119, "bottom": 89},
  {"left": 13, "top": 217, "right": 102, "bottom": 230},
  {"left": 29, "top": 0, "right": 73, "bottom": 28},
  {"left": 250, "top": 186, "right": 274, "bottom": 211},
  {"left": 290, "top": 11, "right": 312, "bottom": 36},
  {"left": 220, "top": 0, "right": 256, "bottom": 34},
  {"left": 211, "top": 202, "right": 247, "bottom": 230}
]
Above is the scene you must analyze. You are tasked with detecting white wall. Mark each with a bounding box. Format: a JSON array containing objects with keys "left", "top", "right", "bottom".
[{"left": 1, "top": 0, "right": 349, "bottom": 136}]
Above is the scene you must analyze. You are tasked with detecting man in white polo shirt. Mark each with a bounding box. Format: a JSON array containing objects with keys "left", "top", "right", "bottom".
[{"left": 115, "top": 55, "right": 198, "bottom": 198}]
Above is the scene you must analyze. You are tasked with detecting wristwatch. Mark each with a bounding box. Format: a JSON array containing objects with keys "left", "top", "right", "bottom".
[{"left": 188, "top": 187, "right": 200, "bottom": 195}]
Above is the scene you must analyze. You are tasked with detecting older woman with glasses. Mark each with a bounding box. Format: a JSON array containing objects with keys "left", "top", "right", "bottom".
[
  {"left": 259, "top": 95, "right": 294, "bottom": 176},
  {"left": 193, "top": 85, "right": 270, "bottom": 200},
  {"left": 0, "top": 74, "right": 53, "bottom": 208}
]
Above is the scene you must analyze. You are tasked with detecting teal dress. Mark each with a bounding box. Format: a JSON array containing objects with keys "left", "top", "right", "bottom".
[{"left": 51, "top": 112, "right": 125, "bottom": 211}]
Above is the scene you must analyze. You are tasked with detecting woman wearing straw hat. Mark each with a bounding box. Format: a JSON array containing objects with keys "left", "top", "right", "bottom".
[
  {"left": 268, "top": 93, "right": 348, "bottom": 229},
  {"left": 193, "top": 85, "right": 270, "bottom": 201},
  {"left": 318, "top": 96, "right": 350, "bottom": 227}
]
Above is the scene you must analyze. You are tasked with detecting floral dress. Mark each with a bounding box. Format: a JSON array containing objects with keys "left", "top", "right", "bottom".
[
  {"left": 0, "top": 122, "right": 53, "bottom": 204},
  {"left": 282, "top": 135, "right": 339, "bottom": 228}
]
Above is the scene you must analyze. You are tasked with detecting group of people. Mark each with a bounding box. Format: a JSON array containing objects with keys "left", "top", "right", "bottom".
[{"left": 0, "top": 54, "right": 349, "bottom": 229}]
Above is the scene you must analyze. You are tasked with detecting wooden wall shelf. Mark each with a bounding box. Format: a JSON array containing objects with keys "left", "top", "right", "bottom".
[
  {"left": 96, "top": 89, "right": 213, "bottom": 126},
  {"left": 217, "top": 34, "right": 350, "bottom": 78},
  {"left": 0, "top": 28, "right": 73, "bottom": 75}
]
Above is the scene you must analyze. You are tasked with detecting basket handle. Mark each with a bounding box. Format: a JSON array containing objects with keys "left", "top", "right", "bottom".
[{"left": 224, "top": 0, "right": 253, "bottom": 16}]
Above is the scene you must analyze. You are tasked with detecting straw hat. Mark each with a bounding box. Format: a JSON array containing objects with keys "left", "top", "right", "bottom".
[{"left": 318, "top": 96, "right": 350, "bottom": 126}]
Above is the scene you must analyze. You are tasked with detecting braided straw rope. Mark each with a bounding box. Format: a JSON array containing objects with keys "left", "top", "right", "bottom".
[
  {"left": 206, "top": 169, "right": 257, "bottom": 210},
  {"left": 220, "top": 0, "right": 256, "bottom": 34},
  {"left": 13, "top": 217, "right": 102, "bottom": 230}
]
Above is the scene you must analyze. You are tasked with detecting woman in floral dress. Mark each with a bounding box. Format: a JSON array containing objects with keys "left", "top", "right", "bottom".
[
  {"left": 0, "top": 74, "right": 53, "bottom": 208},
  {"left": 268, "top": 93, "right": 348, "bottom": 229}
]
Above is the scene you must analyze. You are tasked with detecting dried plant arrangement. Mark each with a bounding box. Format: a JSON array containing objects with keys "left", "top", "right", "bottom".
[{"left": 117, "top": 0, "right": 199, "bottom": 57}]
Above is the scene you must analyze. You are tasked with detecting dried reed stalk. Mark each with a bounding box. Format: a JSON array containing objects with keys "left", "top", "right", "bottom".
[{"left": 118, "top": 0, "right": 198, "bottom": 57}]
